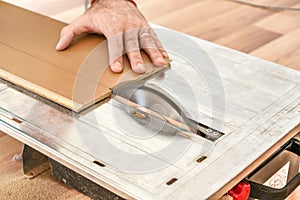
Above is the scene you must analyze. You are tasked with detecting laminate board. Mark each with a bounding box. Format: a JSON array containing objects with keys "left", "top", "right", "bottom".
[
  {"left": 0, "top": 3, "right": 95, "bottom": 71},
  {"left": 0, "top": 2, "right": 169, "bottom": 112},
  {"left": 1, "top": 0, "right": 84, "bottom": 16},
  {"left": 2, "top": 0, "right": 85, "bottom": 23},
  {"left": 0, "top": 43, "right": 111, "bottom": 112}
]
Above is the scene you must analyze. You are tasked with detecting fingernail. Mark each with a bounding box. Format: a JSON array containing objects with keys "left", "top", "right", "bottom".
[
  {"left": 56, "top": 36, "right": 67, "bottom": 50},
  {"left": 133, "top": 63, "right": 146, "bottom": 74},
  {"left": 155, "top": 57, "right": 166, "bottom": 67},
  {"left": 162, "top": 52, "right": 169, "bottom": 58},
  {"left": 111, "top": 62, "right": 123, "bottom": 73},
  {"left": 56, "top": 39, "right": 63, "bottom": 50}
]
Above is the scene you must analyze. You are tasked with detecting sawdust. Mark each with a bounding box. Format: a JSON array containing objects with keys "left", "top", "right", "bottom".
[
  {"left": 0, "top": 170, "right": 91, "bottom": 200},
  {"left": 0, "top": 135, "right": 90, "bottom": 199}
]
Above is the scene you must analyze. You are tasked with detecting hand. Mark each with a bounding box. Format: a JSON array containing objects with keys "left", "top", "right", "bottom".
[{"left": 56, "top": 0, "right": 169, "bottom": 74}]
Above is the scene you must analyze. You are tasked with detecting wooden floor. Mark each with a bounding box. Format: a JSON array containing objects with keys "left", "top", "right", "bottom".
[
  {"left": 137, "top": 0, "right": 300, "bottom": 71},
  {"left": 1, "top": 0, "right": 300, "bottom": 199}
]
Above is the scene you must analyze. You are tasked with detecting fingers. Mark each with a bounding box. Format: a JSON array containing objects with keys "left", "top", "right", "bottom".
[
  {"left": 150, "top": 29, "right": 169, "bottom": 59},
  {"left": 56, "top": 16, "right": 90, "bottom": 50},
  {"left": 107, "top": 33, "right": 124, "bottom": 73},
  {"left": 124, "top": 30, "right": 145, "bottom": 74},
  {"left": 56, "top": 18, "right": 168, "bottom": 75},
  {"left": 108, "top": 28, "right": 168, "bottom": 74},
  {"left": 139, "top": 29, "right": 167, "bottom": 67}
]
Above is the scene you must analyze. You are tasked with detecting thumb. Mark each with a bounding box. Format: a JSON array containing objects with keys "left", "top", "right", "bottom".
[{"left": 56, "top": 16, "right": 90, "bottom": 50}]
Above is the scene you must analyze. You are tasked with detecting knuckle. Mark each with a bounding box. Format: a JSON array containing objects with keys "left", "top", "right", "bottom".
[
  {"left": 114, "top": 39, "right": 123, "bottom": 48},
  {"left": 140, "top": 38, "right": 156, "bottom": 49},
  {"left": 125, "top": 35, "right": 137, "bottom": 43},
  {"left": 126, "top": 38, "right": 138, "bottom": 50},
  {"left": 108, "top": 36, "right": 123, "bottom": 48}
]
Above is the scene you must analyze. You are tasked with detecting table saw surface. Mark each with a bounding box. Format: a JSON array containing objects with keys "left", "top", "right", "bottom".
[{"left": 1, "top": 2, "right": 300, "bottom": 200}]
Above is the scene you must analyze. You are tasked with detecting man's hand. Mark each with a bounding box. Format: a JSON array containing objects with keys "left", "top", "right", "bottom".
[{"left": 56, "top": 0, "right": 168, "bottom": 74}]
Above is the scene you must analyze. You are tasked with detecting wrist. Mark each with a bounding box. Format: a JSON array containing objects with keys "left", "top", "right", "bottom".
[{"left": 91, "top": 0, "right": 136, "bottom": 6}]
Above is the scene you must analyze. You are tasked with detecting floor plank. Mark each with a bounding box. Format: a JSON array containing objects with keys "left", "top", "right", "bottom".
[
  {"left": 0, "top": 130, "right": 6, "bottom": 138},
  {"left": 250, "top": 27, "right": 300, "bottom": 70},
  {"left": 147, "top": 0, "right": 242, "bottom": 38},
  {"left": 185, "top": 4, "right": 276, "bottom": 40},
  {"left": 214, "top": 25, "right": 282, "bottom": 53},
  {"left": 0, "top": 134, "right": 23, "bottom": 175},
  {"left": 137, "top": 0, "right": 300, "bottom": 71},
  {"left": 255, "top": 4, "right": 300, "bottom": 34},
  {"left": 277, "top": 48, "right": 300, "bottom": 71}
]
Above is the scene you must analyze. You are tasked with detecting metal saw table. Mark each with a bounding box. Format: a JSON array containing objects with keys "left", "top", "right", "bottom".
[{"left": 1, "top": 5, "right": 300, "bottom": 200}]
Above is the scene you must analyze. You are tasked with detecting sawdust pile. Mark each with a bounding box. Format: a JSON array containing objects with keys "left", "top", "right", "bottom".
[{"left": 0, "top": 170, "right": 90, "bottom": 200}]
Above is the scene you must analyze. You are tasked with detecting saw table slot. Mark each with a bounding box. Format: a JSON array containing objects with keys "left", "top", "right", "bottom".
[
  {"left": 132, "top": 111, "right": 147, "bottom": 119},
  {"left": 196, "top": 156, "right": 208, "bottom": 163},
  {"left": 12, "top": 117, "right": 22, "bottom": 124},
  {"left": 93, "top": 160, "right": 106, "bottom": 168},
  {"left": 196, "top": 123, "right": 224, "bottom": 142},
  {"left": 166, "top": 178, "right": 178, "bottom": 186}
]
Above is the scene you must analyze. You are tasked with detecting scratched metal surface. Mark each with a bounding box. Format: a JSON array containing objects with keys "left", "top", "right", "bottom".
[{"left": 1, "top": 27, "right": 300, "bottom": 199}]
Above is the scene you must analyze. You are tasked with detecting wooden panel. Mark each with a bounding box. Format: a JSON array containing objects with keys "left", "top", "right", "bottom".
[
  {"left": 0, "top": 2, "right": 169, "bottom": 112},
  {"left": 0, "top": 43, "right": 111, "bottom": 112},
  {"left": 1, "top": 0, "right": 84, "bottom": 16},
  {"left": 2, "top": 0, "right": 85, "bottom": 23}
]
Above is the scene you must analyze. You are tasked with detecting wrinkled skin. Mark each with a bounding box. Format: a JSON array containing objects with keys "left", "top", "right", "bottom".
[{"left": 56, "top": 0, "right": 168, "bottom": 74}]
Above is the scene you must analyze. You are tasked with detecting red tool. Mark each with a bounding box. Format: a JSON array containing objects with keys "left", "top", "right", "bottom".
[{"left": 228, "top": 182, "right": 250, "bottom": 200}]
